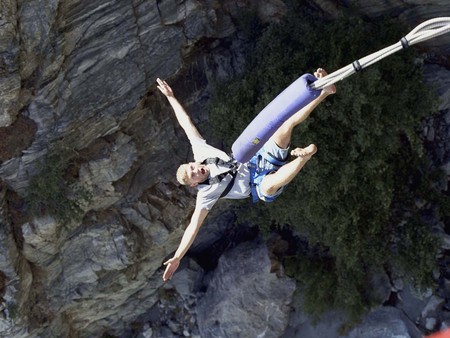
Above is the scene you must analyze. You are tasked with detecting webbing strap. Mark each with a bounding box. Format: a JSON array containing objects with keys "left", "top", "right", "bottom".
[
  {"left": 219, "top": 173, "right": 237, "bottom": 199},
  {"left": 202, "top": 156, "right": 239, "bottom": 185},
  {"left": 201, "top": 156, "right": 239, "bottom": 199},
  {"left": 202, "top": 157, "right": 238, "bottom": 170}
]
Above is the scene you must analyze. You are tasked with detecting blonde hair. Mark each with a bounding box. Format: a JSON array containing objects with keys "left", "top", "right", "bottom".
[{"left": 176, "top": 164, "right": 189, "bottom": 185}]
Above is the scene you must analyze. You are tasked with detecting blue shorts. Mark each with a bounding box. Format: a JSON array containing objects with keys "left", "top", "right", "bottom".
[{"left": 250, "top": 138, "right": 289, "bottom": 202}]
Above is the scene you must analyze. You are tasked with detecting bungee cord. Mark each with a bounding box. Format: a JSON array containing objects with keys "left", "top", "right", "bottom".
[
  {"left": 231, "top": 17, "right": 450, "bottom": 162},
  {"left": 310, "top": 17, "right": 450, "bottom": 90}
]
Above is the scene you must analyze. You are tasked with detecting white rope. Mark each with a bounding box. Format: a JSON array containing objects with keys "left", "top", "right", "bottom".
[{"left": 310, "top": 17, "right": 450, "bottom": 90}]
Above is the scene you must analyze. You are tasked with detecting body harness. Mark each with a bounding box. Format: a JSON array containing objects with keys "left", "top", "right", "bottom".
[
  {"left": 202, "top": 151, "right": 288, "bottom": 202},
  {"left": 201, "top": 157, "right": 239, "bottom": 199}
]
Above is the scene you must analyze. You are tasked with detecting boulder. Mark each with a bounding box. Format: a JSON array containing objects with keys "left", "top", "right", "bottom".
[
  {"left": 345, "top": 306, "right": 423, "bottom": 338},
  {"left": 196, "top": 239, "right": 296, "bottom": 338}
]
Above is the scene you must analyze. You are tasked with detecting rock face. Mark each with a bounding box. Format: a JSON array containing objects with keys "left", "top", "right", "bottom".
[
  {"left": 0, "top": 1, "right": 287, "bottom": 337},
  {"left": 346, "top": 307, "right": 423, "bottom": 338},
  {"left": 0, "top": 0, "right": 449, "bottom": 337},
  {"left": 196, "top": 240, "right": 296, "bottom": 338},
  {"left": 0, "top": 1, "right": 21, "bottom": 127},
  {"left": 282, "top": 306, "right": 423, "bottom": 338}
]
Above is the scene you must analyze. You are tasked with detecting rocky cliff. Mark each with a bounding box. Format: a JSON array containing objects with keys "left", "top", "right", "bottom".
[{"left": 0, "top": 0, "right": 449, "bottom": 337}]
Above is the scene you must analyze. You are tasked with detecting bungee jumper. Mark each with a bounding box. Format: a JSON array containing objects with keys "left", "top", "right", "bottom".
[
  {"left": 160, "top": 17, "right": 450, "bottom": 281},
  {"left": 158, "top": 69, "right": 336, "bottom": 281}
]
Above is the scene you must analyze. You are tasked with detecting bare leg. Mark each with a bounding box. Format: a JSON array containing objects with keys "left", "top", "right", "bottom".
[
  {"left": 259, "top": 68, "right": 336, "bottom": 197},
  {"left": 272, "top": 68, "right": 336, "bottom": 149},
  {"left": 260, "top": 144, "right": 317, "bottom": 196}
]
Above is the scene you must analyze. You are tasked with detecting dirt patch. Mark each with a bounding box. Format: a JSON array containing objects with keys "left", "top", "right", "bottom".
[{"left": 0, "top": 114, "right": 37, "bottom": 163}]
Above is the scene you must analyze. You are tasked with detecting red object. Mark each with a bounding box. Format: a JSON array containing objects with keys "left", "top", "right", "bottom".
[{"left": 427, "top": 329, "right": 450, "bottom": 338}]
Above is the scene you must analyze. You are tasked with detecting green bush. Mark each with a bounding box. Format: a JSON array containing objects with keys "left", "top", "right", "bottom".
[
  {"left": 210, "top": 3, "right": 442, "bottom": 319},
  {"left": 26, "top": 146, "right": 91, "bottom": 223}
]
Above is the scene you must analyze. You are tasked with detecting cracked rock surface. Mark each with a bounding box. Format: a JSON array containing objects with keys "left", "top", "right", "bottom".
[{"left": 0, "top": 1, "right": 449, "bottom": 337}]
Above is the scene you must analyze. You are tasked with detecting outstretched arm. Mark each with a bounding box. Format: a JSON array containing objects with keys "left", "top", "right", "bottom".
[
  {"left": 157, "top": 78, "right": 203, "bottom": 141},
  {"left": 163, "top": 207, "right": 209, "bottom": 281}
]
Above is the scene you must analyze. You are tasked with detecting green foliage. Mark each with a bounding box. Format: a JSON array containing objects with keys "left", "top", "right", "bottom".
[
  {"left": 285, "top": 253, "right": 339, "bottom": 318},
  {"left": 26, "top": 146, "right": 91, "bottom": 223},
  {"left": 210, "top": 5, "right": 443, "bottom": 319}
]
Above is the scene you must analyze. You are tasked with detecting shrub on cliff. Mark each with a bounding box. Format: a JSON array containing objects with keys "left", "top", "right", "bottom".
[
  {"left": 26, "top": 146, "right": 91, "bottom": 223},
  {"left": 209, "top": 3, "right": 441, "bottom": 320}
]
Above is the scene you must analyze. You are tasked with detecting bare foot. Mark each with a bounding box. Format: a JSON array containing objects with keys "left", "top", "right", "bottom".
[
  {"left": 314, "top": 68, "right": 336, "bottom": 95},
  {"left": 290, "top": 144, "right": 317, "bottom": 158}
]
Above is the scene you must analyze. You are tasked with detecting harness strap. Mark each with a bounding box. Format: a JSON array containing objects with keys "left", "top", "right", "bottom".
[
  {"left": 203, "top": 172, "right": 228, "bottom": 185},
  {"left": 248, "top": 162, "right": 260, "bottom": 203},
  {"left": 202, "top": 157, "right": 238, "bottom": 170},
  {"left": 201, "top": 156, "right": 239, "bottom": 199},
  {"left": 219, "top": 173, "right": 237, "bottom": 199}
]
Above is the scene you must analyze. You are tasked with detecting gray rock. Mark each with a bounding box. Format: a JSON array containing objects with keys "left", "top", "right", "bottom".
[
  {"left": 440, "top": 319, "right": 450, "bottom": 331},
  {"left": 79, "top": 132, "right": 137, "bottom": 210},
  {"left": 0, "top": 1, "right": 21, "bottom": 127},
  {"left": 425, "top": 317, "right": 438, "bottom": 331},
  {"left": 397, "top": 283, "right": 433, "bottom": 322},
  {"left": 427, "top": 125, "right": 436, "bottom": 142},
  {"left": 445, "top": 109, "right": 450, "bottom": 124},
  {"left": 282, "top": 295, "right": 424, "bottom": 338},
  {"left": 423, "top": 65, "right": 450, "bottom": 112},
  {"left": 0, "top": 0, "right": 448, "bottom": 337},
  {"left": 140, "top": 325, "right": 153, "bottom": 338},
  {"left": 196, "top": 239, "right": 296, "bottom": 338},
  {"left": 21, "top": 215, "right": 62, "bottom": 266},
  {"left": 392, "top": 276, "right": 405, "bottom": 292},
  {"left": 345, "top": 306, "right": 423, "bottom": 338},
  {"left": 421, "top": 295, "right": 445, "bottom": 319},
  {"left": 282, "top": 306, "right": 347, "bottom": 338},
  {"left": 120, "top": 206, "right": 170, "bottom": 246},
  {"left": 442, "top": 161, "right": 450, "bottom": 177},
  {"left": 368, "top": 269, "right": 392, "bottom": 304},
  {"left": 0, "top": 188, "right": 34, "bottom": 337},
  {"left": 167, "top": 259, "right": 203, "bottom": 303}
]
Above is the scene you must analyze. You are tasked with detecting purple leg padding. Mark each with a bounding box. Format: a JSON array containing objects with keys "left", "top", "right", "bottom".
[{"left": 231, "top": 73, "right": 321, "bottom": 163}]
